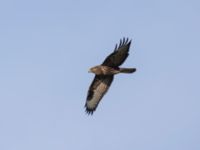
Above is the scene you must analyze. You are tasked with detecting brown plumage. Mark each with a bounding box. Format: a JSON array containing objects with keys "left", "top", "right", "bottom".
[{"left": 85, "top": 38, "right": 136, "bottom": 115}]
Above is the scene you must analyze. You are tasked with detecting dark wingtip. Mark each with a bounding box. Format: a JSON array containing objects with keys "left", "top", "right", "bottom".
[
  {"left": 128, "top": 38, "right": 132, "bottom": 45},
  {"left": 85, "top": 109, "right": 94, "bottom": 115},
  {"left": 114, "top": 44, "right": 118, "bottom": 51},
  {"left": 114, "top": 37, "right": 132, "bottom": 51},
  {"left": 126, "top": 38, "right": 132, "bottom": 48},
  {"left": 126, "top": 37, "right": 131, "bottom": 45},
  {"left": 84, "top": 105, "right": 95, "bottom": 115}
]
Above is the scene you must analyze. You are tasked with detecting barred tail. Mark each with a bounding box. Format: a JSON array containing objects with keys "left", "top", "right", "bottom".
[{"left": 119, "top": 68, "right": 136, "bottom": 73}]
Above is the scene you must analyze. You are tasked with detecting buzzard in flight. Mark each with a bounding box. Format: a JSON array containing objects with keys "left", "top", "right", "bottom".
[{"left": 85, "top": 38, "right": 136, "bottom": 115}]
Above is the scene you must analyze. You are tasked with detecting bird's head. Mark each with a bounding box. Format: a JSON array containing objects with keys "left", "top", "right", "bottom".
[{"left": 88, "top": 66, "right": 101, "bottom": 74}]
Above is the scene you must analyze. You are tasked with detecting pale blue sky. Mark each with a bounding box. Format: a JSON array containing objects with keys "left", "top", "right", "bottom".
[{"left": 0, "top": 0, "right": 200, "bottom": 150}]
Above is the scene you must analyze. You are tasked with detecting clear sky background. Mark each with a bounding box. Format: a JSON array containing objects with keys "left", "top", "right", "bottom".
[{"left": 0, "top": 0, "right": 200, "bottom": 150}]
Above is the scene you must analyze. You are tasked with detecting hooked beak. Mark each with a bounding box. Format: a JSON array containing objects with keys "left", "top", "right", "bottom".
[{"left": 88, "top": 69, "right": 92, "bottom": 73}]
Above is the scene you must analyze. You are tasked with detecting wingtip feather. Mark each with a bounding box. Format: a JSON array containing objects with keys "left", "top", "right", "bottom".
[
  {"left": 114, "top": 37, "right": 132, "bottom": 51},
  {"left": 85, "top": 106, "right": 95, "bottom": 115}
]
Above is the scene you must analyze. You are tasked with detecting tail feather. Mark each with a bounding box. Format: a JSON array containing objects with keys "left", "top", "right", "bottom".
[{"left": 119, "top": 68, "right": 136, "bottom": 73}]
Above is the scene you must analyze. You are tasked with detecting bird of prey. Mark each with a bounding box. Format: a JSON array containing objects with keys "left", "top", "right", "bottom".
[{"left": 85, "top": 38, "right": 136, "bottom": 115}]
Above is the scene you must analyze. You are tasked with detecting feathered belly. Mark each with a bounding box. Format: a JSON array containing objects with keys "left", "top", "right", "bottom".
[{"left": 101, "top": 66, "right": 119, "bottom": 75}]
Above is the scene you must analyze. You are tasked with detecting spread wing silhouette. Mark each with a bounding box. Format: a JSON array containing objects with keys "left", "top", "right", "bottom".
[
  {"left": 85, "top": 75, "right": 114, "bottom": 114},
  {"left": 102, "top": 38, "right": 131, "bottom": 67}
]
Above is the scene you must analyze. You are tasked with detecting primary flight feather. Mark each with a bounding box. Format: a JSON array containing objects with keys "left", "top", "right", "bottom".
[{"left": 85, "top": 38, "right": 136, "bottom": 115}]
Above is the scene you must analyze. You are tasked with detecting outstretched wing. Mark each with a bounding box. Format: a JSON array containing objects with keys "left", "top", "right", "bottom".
[
  {"left": 102, "top": 38, "right": 131, "bottom": 67},
  {"left": 85, "top": 75, "right": 114, "bottom": 115}
]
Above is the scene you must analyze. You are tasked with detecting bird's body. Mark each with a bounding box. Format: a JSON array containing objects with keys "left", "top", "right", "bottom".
[
  {"left": 89, "top": 65, "right": 135, "bottom": 75},
  {"left": 85, "top": 38, "right": 136, "bottom": 115}
]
